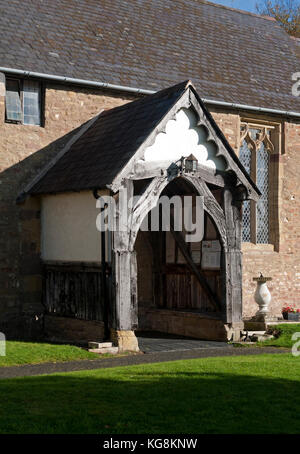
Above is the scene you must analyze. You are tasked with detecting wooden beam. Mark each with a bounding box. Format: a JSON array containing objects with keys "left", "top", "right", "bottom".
[
  {"left": 169, "top": 221, "right": 222, "bottom": 312},
  {"left": 194, "top": 165, "right": 225, "bottom": 187},
  {"left": 184, "top": 175, "right": 227, "bottom": 246},
  {"left": 129, "top": 160, "right": 226, "bottom": 187},
  {"left": 43, "top": 260, "right": 102, "bottom": 273}
]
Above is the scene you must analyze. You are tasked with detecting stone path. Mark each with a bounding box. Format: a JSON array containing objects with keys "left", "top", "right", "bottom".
[
  {"left": 0, "top": 346, "right": 289, "bottom": 380},
  {"left": 136, "top": 331, "right": 232, "bottom": 353}
]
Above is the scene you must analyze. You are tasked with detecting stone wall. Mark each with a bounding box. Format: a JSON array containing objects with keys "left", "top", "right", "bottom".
[
  {"left": 1, "top": 72, "right": 299, "bottom": 339},
  {"left": 211, "top": 109, "right": 300, "bottom": 318},
  {"left": 241, "top": 121, "right": 300, "bottom": 317},
  {"left": 138, "top": 308, "right": 229, "bottom": 341},
  {"left": 0, "top": 73, "right": 134, "bottom": 337},
  {"left": 44, "top": 315, "right": 104, "bottom": 344}
]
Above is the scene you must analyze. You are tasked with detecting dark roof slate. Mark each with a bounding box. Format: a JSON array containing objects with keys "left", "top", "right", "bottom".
[
  {"left": 30, "top": 81, "right": 189, "bottom": 194},
  {"left": 0, "top": 0, "right": 299, "bottom": 112}
]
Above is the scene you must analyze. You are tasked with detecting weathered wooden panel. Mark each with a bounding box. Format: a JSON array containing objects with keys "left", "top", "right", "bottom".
[
  {"left": 190, "top": 273, "right": 221, "bottom": 312},
  {"left": 163, "top": 264, "right": 221, "bottom": 312},
  {"left": 43, "top": 263, "right": 104, "bottom": 321},
  {"left": 166, "top": 272, "right": 191, "bottom": 309}
]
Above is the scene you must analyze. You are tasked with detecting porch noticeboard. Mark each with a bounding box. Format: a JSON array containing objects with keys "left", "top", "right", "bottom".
[{"left": 201, "top": 240, "right": 221, "bottom": 269}]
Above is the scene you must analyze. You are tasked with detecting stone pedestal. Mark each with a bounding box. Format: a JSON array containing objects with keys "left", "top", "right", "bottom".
[
  {"left": 110, "top": 329, "right": 139, "bottom": 352},
  {"left": 244, "top": 274, "right": 274, "bottom": 330}
]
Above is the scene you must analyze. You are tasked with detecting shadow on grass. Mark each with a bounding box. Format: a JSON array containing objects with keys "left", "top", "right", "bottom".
[{"left": 0, "top": 361, "right": 300, "bottom": 434}]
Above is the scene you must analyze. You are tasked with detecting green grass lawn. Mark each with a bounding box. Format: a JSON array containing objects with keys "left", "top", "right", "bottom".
[
  {"left": 258, "top": 323, "right": 300, "bottom": 348},
  {"left": 0, "top": 341, "right": 99, "bottom": 367},
  {"left": 0, "top": 354, "right": 299, "bottom": 434}
]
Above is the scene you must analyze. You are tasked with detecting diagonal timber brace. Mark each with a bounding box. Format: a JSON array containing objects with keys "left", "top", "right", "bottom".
[{"left": 170, "top": 224, "right": 222, "bottom": 312}]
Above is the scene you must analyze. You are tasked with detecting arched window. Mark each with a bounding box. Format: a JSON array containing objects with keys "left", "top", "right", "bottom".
[{"left": 239, "top": 126, "right": 273, "bottom": 244}]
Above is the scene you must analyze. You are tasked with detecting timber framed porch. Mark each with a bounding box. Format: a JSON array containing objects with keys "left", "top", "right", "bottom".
[{"left": 24, "top": 81, "right": 260, "bottom": 350}]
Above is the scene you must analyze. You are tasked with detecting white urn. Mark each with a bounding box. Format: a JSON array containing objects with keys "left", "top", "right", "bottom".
[{"left": 253, "top": 273, "right": 272, "bottom": 319}]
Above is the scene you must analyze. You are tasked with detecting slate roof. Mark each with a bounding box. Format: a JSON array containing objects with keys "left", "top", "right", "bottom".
[
  {"left": 28, "top": 80, "right": 260, "bottom": 196},
  {"left": 29, "top": 81, "right": 190, "bottom": 194},
  {"left": 0, "top": 0, "right": 299, "bottom": 112}
]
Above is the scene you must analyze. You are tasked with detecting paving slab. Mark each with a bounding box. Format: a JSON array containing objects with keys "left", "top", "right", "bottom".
[{"left": 137, "top": 332, "right": 231, "bottom": 353}]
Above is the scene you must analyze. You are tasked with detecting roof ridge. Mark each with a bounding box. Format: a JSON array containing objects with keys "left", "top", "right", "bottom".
[{"left": 199, "top": 0, "right": 276, "bottom": 22}]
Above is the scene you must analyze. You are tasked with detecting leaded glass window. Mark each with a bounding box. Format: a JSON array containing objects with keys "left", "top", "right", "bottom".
[
  {"left": 239, "top": 139, "right": 251, "bottom": 242},
  {"left": 239, "top": 125, "right": 273, "bottom": 244},
  {"left": 23, "top": 80, "right": 41, "bottom": 126},
  {"left": 256, "top": 141, "right": 269, "bottom": 243},
  {"left": 5, "top": 78, "right": 42, "bottom": 126},
  {"left": 5, "top": 79, "right": 22, "bottom": 122}
]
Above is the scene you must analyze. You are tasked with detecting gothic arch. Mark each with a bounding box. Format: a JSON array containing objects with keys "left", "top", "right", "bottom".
[{"left": 128, "top": 173, "right": 227, "bottom": 252}]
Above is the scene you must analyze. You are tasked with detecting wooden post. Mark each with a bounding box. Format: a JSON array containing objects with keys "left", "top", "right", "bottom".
[
  {"left": 223, "top": 187, "right": 243, "bottom": 338},
  {"left": 110, "top": 179, "right": 139, "bottom": 351},
  {"left": 110, "top": 247, "right": 139, "bottom": 351}
]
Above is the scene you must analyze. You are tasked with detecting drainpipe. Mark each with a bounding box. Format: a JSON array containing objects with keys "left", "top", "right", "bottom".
[{"left": 1, "top": 66, "right": 300, "bottom": 118}]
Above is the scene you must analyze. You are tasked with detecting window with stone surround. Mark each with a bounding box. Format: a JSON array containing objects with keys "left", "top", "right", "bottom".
[
  {"left": 5, "top": 78, "right": 43, "bottom": 126},
  {"left": 239, "top": 121, "right": 281, "bottom": 247}
]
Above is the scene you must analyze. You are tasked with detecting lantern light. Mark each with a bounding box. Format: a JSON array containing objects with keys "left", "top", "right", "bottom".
[{"left": 185, "top": 154, "right": 198, "bottom": 172}]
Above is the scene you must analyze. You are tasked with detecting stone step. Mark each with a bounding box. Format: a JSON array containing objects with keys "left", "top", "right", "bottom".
[
  {"left": 240, "top": 330, "right": 274, "bottom": 342},
  {"left": 247, "top": 331, "right": 266, "bottom": 336},
  {"left": 250, "top": 333, "right": 274, "bottom": 342},
  {"left": 88, "top": 341, "right": 113, "bottom": 349},
  {"left": 88, "top": 347, "right": 119, "bottom": 355},
  {"left": 242, "top": 330, "right": 274, "bottom": 344}
]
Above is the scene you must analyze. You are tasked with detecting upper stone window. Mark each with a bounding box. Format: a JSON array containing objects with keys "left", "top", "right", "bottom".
[
  {"left": 239, "top": 124, "right": 274, "bottom": 244},
  {"left": 5, "top": 78, "right": 42, "bottom": 126}
]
